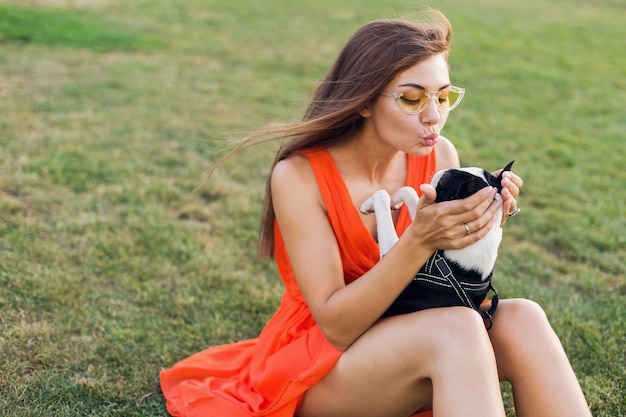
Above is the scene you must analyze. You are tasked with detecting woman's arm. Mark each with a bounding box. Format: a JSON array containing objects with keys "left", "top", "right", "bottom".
[
  {"left": 271, "top": 155, "right": 500, "bottom": 350},
  {"left": 271, "top": 155, "right": 429, "bottom": 349}
]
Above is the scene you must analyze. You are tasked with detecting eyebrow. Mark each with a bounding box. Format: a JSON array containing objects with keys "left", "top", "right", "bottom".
[{"left": 398, "top": 82, "right": 452, "bottom": 91}]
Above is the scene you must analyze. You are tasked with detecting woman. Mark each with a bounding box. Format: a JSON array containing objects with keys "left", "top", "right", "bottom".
[{"left": 160, "top": 10, "right": 591, "bottom": 417}]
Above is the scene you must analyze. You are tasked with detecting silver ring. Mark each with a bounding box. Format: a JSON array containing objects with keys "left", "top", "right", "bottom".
[
  {"left": 508, "top": 207, "right": 521, "bottom": 217},
  {"left": 464, "top": 223, "right": 471, "bottom": 235}
]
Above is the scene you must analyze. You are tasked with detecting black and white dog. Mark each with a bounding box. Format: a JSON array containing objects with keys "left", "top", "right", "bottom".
[{"left": 360, "top": 161, "right": 514, "bottom": 328}]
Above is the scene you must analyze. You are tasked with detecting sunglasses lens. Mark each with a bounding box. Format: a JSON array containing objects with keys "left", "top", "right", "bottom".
[
  {"left": 397, "top": 92, "right": 429, "bottom": 113},
  {"left": 438, "top": 92, "right": 452, "bottom": 109},
  {"left": 444, "top": 90, "right": 462, "bottom": 109}
]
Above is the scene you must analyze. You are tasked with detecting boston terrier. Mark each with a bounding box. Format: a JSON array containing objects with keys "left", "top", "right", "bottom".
[{"left": 360, "top": 161, "right": 514, "bottom": 328}]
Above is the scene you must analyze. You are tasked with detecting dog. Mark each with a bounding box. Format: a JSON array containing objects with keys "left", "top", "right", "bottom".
[{"left": 360, "top": 161, "right": 514, "bottom": 328}]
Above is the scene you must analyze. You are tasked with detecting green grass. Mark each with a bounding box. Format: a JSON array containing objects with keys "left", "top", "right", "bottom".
[
  {"left": 0, "top": 4, "right": 162, "bottom": 51},
  {"left": 0, "top": 0, "right": 624, "bottom": 415}
]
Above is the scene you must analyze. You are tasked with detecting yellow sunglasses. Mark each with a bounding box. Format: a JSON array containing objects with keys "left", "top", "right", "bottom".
[{"left": 381, "top": 86, "right": 465, "bottom": 114}]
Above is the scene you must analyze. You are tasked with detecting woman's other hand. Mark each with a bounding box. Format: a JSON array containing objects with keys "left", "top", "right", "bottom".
[{"left": 495, "top": 169, "right": 523, "bottom": 226}]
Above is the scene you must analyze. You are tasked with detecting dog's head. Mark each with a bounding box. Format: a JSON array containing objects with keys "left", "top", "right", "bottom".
[
  {"left": 429, "top": 161, "right": 514, "bottom": 281},
  {"left": 431, "top": 161, "right": 514, "bottom": 203}
]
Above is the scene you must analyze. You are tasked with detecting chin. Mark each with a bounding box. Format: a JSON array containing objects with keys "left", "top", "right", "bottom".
[{"left": 407, "top": 145, "right": 434, "bottom": 157}]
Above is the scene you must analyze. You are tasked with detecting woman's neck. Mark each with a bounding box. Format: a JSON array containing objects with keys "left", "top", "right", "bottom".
[{"left": 329, "top": 134, "right": 404, "bottom": 187}]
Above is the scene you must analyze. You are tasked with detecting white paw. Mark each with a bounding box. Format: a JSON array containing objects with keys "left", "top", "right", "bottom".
[{"left": 360, "top": 189, "right": 391, "bottom": 214}]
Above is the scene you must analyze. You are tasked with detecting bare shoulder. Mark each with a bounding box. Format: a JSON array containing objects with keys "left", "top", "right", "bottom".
[
  {"left": 271, "top": 154, "right": 324, "bottom": 212},
  {"left": 272, "top": 154, "right": 311, "bottom": 182},
  {"left": 272, "top": 154, "right": 315, "bottom": 193},
  {"left": 435, "top": 135, "right": 460, "bottom": 170}
]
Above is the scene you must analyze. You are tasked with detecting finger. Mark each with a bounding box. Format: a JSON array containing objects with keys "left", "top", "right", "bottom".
[
  {"left": 502, "top": 171, "right": 523, "bottom": 194},
  {"left": 445, "top": 187, "right": 499, "bottom": 235},
  {"left": 420, "top": 184, "right": 437, "bottom": 204},
  {"left": 501, "top": 187, "right": 515, "bottom": 209},
  {"left": 508, "top": 171, "right": 524, "bottom": 188},
  {"left": 458, "top": 206, "right": 499, "bottom": 246},
  {"left": 468, "top": 186, "right": 499, "bottom": 219},
  {"left": 500, "top": 169, "right": 522, "bottom": 184},
  {"left": 417, "top": 183, "right": 437, "bottom": 209},
  {"left": 502, "top": 176, "right": 518, "bottom": 192},
  {"left": 465, "top": 196, "right": 502, "bottom": 235},
  {"left": 445, "top": 185, "right": 497, "bottom": 217},
  {"left": 500, "top": 195, "right": 513, "bottom": 226},
  {"left": 501, "top": 177, "right": 520, "bottom": 200}
]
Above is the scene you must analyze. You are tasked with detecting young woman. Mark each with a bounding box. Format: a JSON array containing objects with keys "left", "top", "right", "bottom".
[{"left": 160, "top": 10, "right": 591, "bottom": 417}]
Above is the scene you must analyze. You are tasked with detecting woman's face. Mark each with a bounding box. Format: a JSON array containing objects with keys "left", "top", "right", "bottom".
[{"left": 362, "top": 53, "right": 453, "bottom": 156}]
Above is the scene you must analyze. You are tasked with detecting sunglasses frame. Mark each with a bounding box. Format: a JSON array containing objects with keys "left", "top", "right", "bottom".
[{"left": 381, "top": 86, "right": 465, "bottom": 114}]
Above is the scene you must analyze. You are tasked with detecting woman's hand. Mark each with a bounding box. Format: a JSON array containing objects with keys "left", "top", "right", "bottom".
[
  {"left": 408, "top": 184, "right": 501, "bottom": 252},
  {"left": 494, "top": 169, "right": 524, "bottom": 226}
]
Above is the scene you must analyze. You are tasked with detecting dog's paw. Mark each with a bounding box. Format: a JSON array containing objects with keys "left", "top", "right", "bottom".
[
  {"left": 390, "top": 186, "right": 419, "bottom": 210},
  {"left": 360, "top": 190, "right": 391, "bottom": 214}
]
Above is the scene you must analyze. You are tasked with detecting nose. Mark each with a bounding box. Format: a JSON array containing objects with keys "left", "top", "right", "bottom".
[{"left": 419, "top": 97, "right": 441, "bottom": 125}]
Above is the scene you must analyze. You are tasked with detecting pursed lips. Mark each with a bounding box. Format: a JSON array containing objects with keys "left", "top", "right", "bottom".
[{"left": 422, "top": 132, "right": 439, "bottom": 146}]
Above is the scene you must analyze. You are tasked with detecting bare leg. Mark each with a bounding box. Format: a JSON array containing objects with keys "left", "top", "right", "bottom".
[
  {"left": 297, "top": 307, "right": 506, "bottom": 417},
  {"left": 488, "top": 299, "right": 592, "bottom": 417}
]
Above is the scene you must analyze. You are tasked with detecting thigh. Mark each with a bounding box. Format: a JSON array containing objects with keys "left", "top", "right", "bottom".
[{"left": 297, "top": 306, "right": 490, "bottom": 417}]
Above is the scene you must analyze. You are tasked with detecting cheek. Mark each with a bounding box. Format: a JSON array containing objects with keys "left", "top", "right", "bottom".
[
  {"left": 391, "top": 117, "right": 415, "bottom": 133},
  {"left": 386, "top": 111, "right": 421, "bottom": 132},
  {"left": 438, "top": 112, "right": 450, "bottom": 128},
  {"left": 373, "top": 108, "right": 413, "bottom": 135}
]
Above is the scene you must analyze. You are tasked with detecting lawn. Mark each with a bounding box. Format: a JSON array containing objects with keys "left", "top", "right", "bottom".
[{"left": 0, "top": 0, "right": 624, "bottom": 415}]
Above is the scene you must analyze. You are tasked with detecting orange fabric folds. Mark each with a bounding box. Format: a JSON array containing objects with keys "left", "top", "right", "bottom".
[{"left": 160, "top": 148, "right": 437, "bottom": 416}]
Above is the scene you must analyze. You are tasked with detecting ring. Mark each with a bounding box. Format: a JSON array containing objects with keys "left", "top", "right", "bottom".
[
  {"left": 508, "top": 207, "right": 521, "bottom": 217},
  {"left": 464, "top": 223, "right": 471, "bottom": 235}
]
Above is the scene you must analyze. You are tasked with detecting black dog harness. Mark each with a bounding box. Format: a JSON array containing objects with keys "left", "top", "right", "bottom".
[{"left": 382, "top": 250, "right": 499, "bottom": 330}]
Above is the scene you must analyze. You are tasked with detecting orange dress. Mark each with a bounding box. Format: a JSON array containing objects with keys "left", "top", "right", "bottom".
[{"left": 160, "top": 148, "right": 437, "bottom": 417}]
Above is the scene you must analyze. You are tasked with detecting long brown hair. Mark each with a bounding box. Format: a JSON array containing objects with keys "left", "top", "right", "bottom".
[{"left": 215, "top": 10, "right": 452, "bottom": 259}]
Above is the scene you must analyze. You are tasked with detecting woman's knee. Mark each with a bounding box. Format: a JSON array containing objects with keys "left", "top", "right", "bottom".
[
  {"left": 490, "top": 299, "right": 562, "bottom": 379},
  {"left": 422, "top": 307, "right": 494, "bottom": 360},
  {"left": 490, "top": 298, "right": 555, "bottom": 344},
  {"left": 493, "top": 298, "right": 551, "bottom": 337}
]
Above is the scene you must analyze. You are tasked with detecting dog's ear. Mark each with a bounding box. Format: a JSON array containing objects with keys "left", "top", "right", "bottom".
[
  {"left": 484, "top": 170, "right": 501, "bottom": 191},
  {"left": 497, "top": 160, "right": 515, "bottom": 181},
  {"left": 485, "top": 160, "right": 515, "bottom": 191}
]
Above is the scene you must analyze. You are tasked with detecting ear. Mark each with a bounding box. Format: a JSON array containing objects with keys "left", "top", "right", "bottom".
[
  {"left": 359, "top": 104, "right": 372, "bottom": 118},
  {"left": 484, "top": 170, "right": 503, "bottom": 191},
  {"left": 486, "top": 160, "right": 515, "bottom": 192},
  {"left": 497, "top": 160, "right": 515, "bottom": 181}
]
